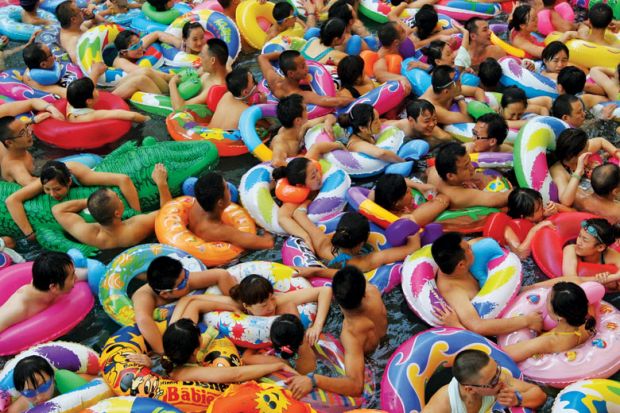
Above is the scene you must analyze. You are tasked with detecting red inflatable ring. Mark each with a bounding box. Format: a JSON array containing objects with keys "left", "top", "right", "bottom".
[
  {"left": 32, "top": 92, "right": 131, "bottom": 149},
  {"left": 483, "top": 212, "right": 533, "bottom": 246}
]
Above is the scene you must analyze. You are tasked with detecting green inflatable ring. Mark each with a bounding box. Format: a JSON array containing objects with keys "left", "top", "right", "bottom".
[
  {"left": 55, "top": 369, "right": 89, "bottom": 394},
  {"left": 141, "top": 2, "right": 181, "bottom": 24},
  {"left": 467, "top": 100, "right": 495, "bottom": 120}
]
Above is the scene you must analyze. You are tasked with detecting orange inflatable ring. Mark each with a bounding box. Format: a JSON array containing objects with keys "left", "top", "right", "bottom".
[
  {"left": 360, "top": 50, "right": 402, "bottom": 77},
  {"left": 155, "top": 196, "right": 256, "bottom": 267},
  {"left": 275, "top": 160, "right": 322, "bottom": 203}
]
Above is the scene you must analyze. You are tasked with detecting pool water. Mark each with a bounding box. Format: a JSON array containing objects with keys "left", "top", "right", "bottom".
[{"left": 1, "top": 16, "right": 619, "bottom": 412}]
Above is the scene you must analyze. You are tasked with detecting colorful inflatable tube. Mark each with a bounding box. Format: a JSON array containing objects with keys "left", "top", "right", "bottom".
[
  {"left": 335, "top": 80, "right": 407, "bottom": 116},
  {"left": 0, "top": 68, "right": 58, "bottom": 102},
  {"left": 236, "top": 0, "right": 304, "bottom": 49},
  {"left": 551, "top": 379, "right": 620, "bottom": 412},
  {"left": 545, "top": 32, "right": 620, "bottom": 69},
  {"left": 0, "top": 6, "right": 57, "bottom": 41},
  {"left": 130, "top": 2, "right": 192, "bottom": 33},
  {"left": 499, "top": 57, "right": 559, "bottom": 99},
  {"left": 239, "top": 104, "right": 278, "bottom": 162},
  {"left": 82, "top": 396, "right": 183, "bottom": 413}
]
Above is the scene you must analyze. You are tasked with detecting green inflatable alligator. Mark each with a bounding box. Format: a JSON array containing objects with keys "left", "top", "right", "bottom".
[{"left": 1, "top": 138, "right": 219, "bottom": 257}]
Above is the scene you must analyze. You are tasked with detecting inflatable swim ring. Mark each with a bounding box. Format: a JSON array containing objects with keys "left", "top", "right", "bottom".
[
  {"left": 239, "top": 104, "right": 278, "bottom": 162},
  {"left": 531, "top": 211, "right": 619, "bottom": 279},
  {"left": 401, "top": 240, "right": 522, "bottom": 326},
  {"left": 0, "top": 68, "right": 58, "bottom": 102},
  {"left": 538, "top": 2, "right": 574, "bottom": 36},
  {"left": 381, "top": 327, "right": 530, "bottom": 413},
  {"left": 336, "top": 80, "right": 408, "bottom": 117},
  {"left": 83, "top": 396, "right": 183, "bottom": 413},
  {"left": 155, "top": 196, "right": 256, "bottom": 267},
  {"left": 99, "top": 243, "right": 207, "bottom": 326},
  {"left": 513, "top": 116, "right": 568, "bottom": 203},
  {"left": 204, "top": 261, "right": 318, "bottom": 348},
  {"left": 551, "top": 379, "right": 620, "bottom": 412},
  {"left": 76, "top": 23, "right": 163, "bottom": 87},
  {"left": 545, "top": 32, "right": 620, "bottom": 69},
  {"left": 483, "top": 211, "right": 534, "bottom": 246},
  {"left": 40, "top": 0, "right": 87, "bottom": 12},
  {"left": 130, "top": 2, "right": 192, "bottom": 34},
  {"left": 497, "top": 282, "right": 620, "bottom": 387},
  {"left": 32, "top": 92, "right": 132, "bottom": 149},
  {"left": 98, "top": 3, "right": 142, "bottom": 27},
  {"left": 0, "top": 261, "right": 96, "bottom": 355},
  {"left": 239, "top": 158, "right": 350, "bottom": 235},
  {"left": 0, "top": 6, "right": 57, "bottom": 41},
  {"left": 499, "top": 57, "right": 558, "bottom": 99},
  {"left": 236, "top": 0, "right": 304, "bottom": 49}
]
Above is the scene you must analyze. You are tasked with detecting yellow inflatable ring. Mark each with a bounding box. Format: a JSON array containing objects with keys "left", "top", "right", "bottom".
[
  {"left": 545, "top": 32, "right": 620, "bottom": 69},
  {"left": 155, "top": 196, "right": 256, "bottom": 267},
  {"left": 236, "top": 0, "right": 304, "bottom": 49}
]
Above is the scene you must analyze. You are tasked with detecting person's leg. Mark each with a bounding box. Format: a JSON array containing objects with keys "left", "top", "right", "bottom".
[
  {"left": 112, "top": 72, "right": 160, "bottom": 99},
  {"left": 141, "top": 67, "right": 171, "bottom": 94}
]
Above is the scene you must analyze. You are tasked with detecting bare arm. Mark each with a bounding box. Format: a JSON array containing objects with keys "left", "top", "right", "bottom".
[
  {"left": 313, "top": 330, "right": 366, "bottom": 396},
  {"left": 197, "top": 224, "right": 274, "bottom": 250},
  {"left": 511, "top": 35, "right": 544, "bottom": 59},
  {"left": 52, "top": 199, "right": 100, "bottom": 246},
  {"left": 511, "top": 378, "right": 547, "bottom": 409},
  {"left": 422, "top": 385, "right": 451, "bottom": 413},
  {"left": 348, "top": 234, "right": 420, "bottom": 272},
  {"left": 562, "top": 244, "right": 580, "bottom": 277},
  {"left": 0, "top": 291, "right": 31, "bottom": 334},
  {"left": 174, "top": 362, "right": 289, "bottom": 383},
  {"left": 133, "top": 288, "right": 164, "bottom": 354},
  {"left": 69, "top": 109, "right": 148, "bottom": 123},
  {"left": 347, "top": 139, "right": 404, "bottom": 163},
  {"left": 373, "top": 59, "right": 410, "bottom": 85},
  {"left": 69, "top": 163, "right": 141, "bottom": 211},
  {"left": 502, "top": 334, "right": 555, "bottom": 363},
  {"left": 435, "top": 106, "right": 473, "bottom": 124},
  {"left": 7, "top": 162, "right": 37, "bottom": 187},
  {"left": 258, "top": 51, "right": 285, "bottom": 88},
  {"left": 299, "top": 90, "right": 354, "bottom": 108},
  {"left": 143, "top": 31, "right": 182, "bottom": 49},
  {"left": 170, "top": 295, "right": 240, "bottom": 323},
  {"left": 5, "top": 180, "right": 44, "bottom": 237}
]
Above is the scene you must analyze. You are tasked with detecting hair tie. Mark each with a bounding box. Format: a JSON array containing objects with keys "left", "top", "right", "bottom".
[{"left": 279, "top": 345, "right": 294, "bottom": 355}]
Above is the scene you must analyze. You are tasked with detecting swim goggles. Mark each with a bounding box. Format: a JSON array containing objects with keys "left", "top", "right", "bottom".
[
  {"left": 435, "top": 69, "right": 461, "bottom": 90},
  {"left": 581, "top": 221, "right": 604, "bottom": 244},
  {"left": 124, "top": 40, "right": 143, "bottom": 52},
  {"left": 155, "top": 268, "right": 189, "bottom": 293},
  {"left": 20, "top": 378, "right": 53, "bottom": 398}
]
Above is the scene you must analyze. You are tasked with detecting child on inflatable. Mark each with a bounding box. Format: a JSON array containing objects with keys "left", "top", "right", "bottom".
[
  {"left": 20, "top": 0, "right": 52, "bottom": 26},
  {"left": 266, "top": 2, "right": 308, "bottom": 41},
  {"left": 133, "top": 255, "right": 240, "bottom": 355},
  {"left": 0, "top": 251, "right": 83, "bottom": 336},
  {"left": 581, "top": 164, "right": 620, "bottom": 224},
  {"left": 65, "top": 78, "right": 150, "bottom": 123}
]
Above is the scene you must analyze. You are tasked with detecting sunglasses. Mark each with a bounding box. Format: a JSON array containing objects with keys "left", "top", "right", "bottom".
[
  {"left": 581, "top": 221, "right": 604, "bottom": 244},
  {"left": 124, "top": 40, "right": 143, "bottom": 52},
  {"left": 155, "top": 268, "right": 189, "bottom": 294},
  {"left": 9, "top": 124, "right": 32, "bottom": 140},
  {"left": 20, "top": 378, "right": 53, "bottom": 398},
  {"left": 463, "top": 364, "right": 502, "bottom": 389}
]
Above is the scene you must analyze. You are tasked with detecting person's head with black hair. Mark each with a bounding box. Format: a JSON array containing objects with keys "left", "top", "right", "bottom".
[
  {"left": 13, "top": 355, "right": 55, "bottom": 405},
  {"left": 194, "top": 172, "right": 230, "bottom": 213},
  {"left": 272, "top": 157, "right": 322, "bottom": 190},
  {"left": 431, "top": 65, "right": 460, "bottom": 97},
  {"left": 575, "top": 218, "right": 620, "bottom": 260},
  {"left": 337, "top": 55, "right": 365, "bottom": 92},
  {"left": 507, "top": 187, "right": 544, "bottom": 221},
  {"left": 217, "top": 0, "right": 239, "bottom": 11},
  {"left": 328, "top": 0, "right": 354, "bottom": 26},
  {"left": 555, "top": 127, "right": 588, "bottom": 164},
  {"left": 67, "top": 77, "right": 97, "bottom": 109},
  {"left": 431, "top": 232, "right": 472, "bottom": 275},
  {"left": 40, "top": 160, "right": 72, "bottom": 200},
  {"left": 374, "top": 174, "right": 411, "bottom": 212},
  {"left": 557, "top": 66, "right": 586, "bottom": 95},
  {"left": 552, "top": 94, "right": 585, "bottom": 127},
  {"left": 478, "top": 58, "right": 502, "bottom": 90},
  {"left": 500, "top": 86, "right": 527, "bottom": 121},
  {"left": 23, "top": 43, "right": 55, "bottom": 70},
  {"left": 508, "top": 4, "right": 536, "bottom": 33},
  {"left": 435, "top": 142, "right": 474, "bottom": 183},
  {"left": 200, "top": 38, "right": 229, "bottom": 71},
  {"left": 270, "top": 314, "right": 305, "bottom": 360},
  {"left": 56, "top": 0, "right": 82, "bottom": 29},
  {"left": 591, "top": 163, "right": 620, "bottom": 198},
  {"left": 549, "top": 281, "right": 597, "bottom": 334},
  {"left": 465, "top": 17, "right": 491, "bottom": 45},
  {"left": 472, "top": 113, "right": 508, "bottom": 152},
  {"left": 146, "top": 0, "right": 170, "bottom": 12},
  {"left": 146, "top": 256, "right": 190, "bottom": 299},
  {"left": 276, "top": 93, "right": 306, "bottom": 129},
  {"left": 32, "top": 251, "right": 75, "bottom": 293},
  {"left": 181, "top": 22, "right": 206, "bottom": 54},
  {"left": 273, "top": 2, "right": 295, "bottom": 28},
  {"left": 453, "top": 349, "right": 503, "bottom": 395},
  {"left": 332, "top": 265, "right": 366, "bottom": 310},
  {"left": 542, "top": 41, "right": 569, "bottom": 74},
  {"left": 406, "top": 99, "right": 437, "bottom": 138},
  {"left": 414, "top": 4, "right": 439, "bottom": 40},
  {"left": 320, "top": 18, "right": 347, "bottom": 47},
  {"left": 589, "top": 2, "right": 613, "bottom": 29},
  {"left": 114, "top": 30, "right": 145, "bottom": 61},
  {"left": 161, "top": 318, "right": 201, "bottom": 373},
  {"left": 378, "top": 22, "right": 401, "bottom": 49},
  {"left": 337, "top": 103, "right": 381, "bottom": 136},
  {"left": 279, "top": 50, "right": 309, "bottom": 82},
  {"left": 225, "top": 67, "right": 256, "bottom": 99},
  {"left": 20, "top": 0, "right": 40, "bottom": 12},
  {"left": 424, "top": 40, "right": 455, "bottom": 67},
  {"left": 229, "top": 274, "right": 276, "bottom": 316},
  {"left": 542, "top": 0, "right": 555, "bottom": 7},
  {"left": 86, "top": 188, "right": 124, "bottom": 227},
  {"left": 331, "top": 212, "right": 370, "bottom": 255},
  {"left": 0, "top": 116, "right": 34, "bottom": 151}
]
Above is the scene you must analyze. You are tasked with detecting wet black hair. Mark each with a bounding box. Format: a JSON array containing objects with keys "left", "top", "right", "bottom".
[
  {"left": 331, "top": 212, "right": 370, "bottom": 252},
  {"left": 555, "top": 128, "right": 588, "bottom": 163},
  {"left": 378, "top": 22, "right": 400, "bottom": 48},
  {"left": 55, "top": 0, "right": 75, "bottom": 28},
  {"left": 558, "top": 66, "right": 586, "bottom": 95},
  {"left": 114, "top": 29, "right": 138, "bottom": 51},
  {"left": 507, "top": 187, "right": 543, "bottom": 219},
  {"left": 501, "top": 86, "right": 527, "bottom": 108},
  {"left": 374, "top": 174, "right": 407, "bottom": 211},
  {"left": 162, "top": 318, "right": 200, "bottom": 373},
  {"left": 508, "top": 4, "right": 532, "bottom": 32},
  {"left": 414, "top": 4, "right": 438, "bottom": 40},
  {"left": 146, "top": 256, "right": 184, "bottom": 292},
  {"left": 589, "top": 3, "right": 613, "bottom": 28},
  {"left": 217, "top": 0, "right": 233, "bottom": 9},
  {"left": 431, "top": 232, "right": 465, "bottom": 274},
  {"left": 424, "top": 40, "right": 448, "bottom": 67},
  {"left": 582, "top": 217, "right": 620, "bottom": 246},
  {"left": 206, "top": 38, "right": 228, "bottom": 66},
  {"left": 551, "top": 282, "right": 596, "bottom": 333},
  {"left": 406, "top": 99, "right": 436, "bottom": 120},
  {"left": 542, "top": 0, "right": 555, "bottom": 6},
  {"left": 225, "top": 67, "right": 251, "bottom": 98},
  {"left": 87, "top": 188, "right": 117, "bottom": 226},
  {"left": 478, "top": 58, "right": 502, "bottom": 89},
  {"left": 194, "top": 172, "right": 226, "bottom": 213},
  {"left": 435, "top": 142, "right": 467, "bottom": 181},
  {"left": 338, "top": 55, "right": 364, "bottom": 93},
  {"left": 453, "top": 349, "right": 490, "bottom": 384},
  {"left": 320, "top": 18, "right": 346, "bottom": 46},
  {"left": 552, "top": 94, "right": 581, "bottom": 120},
  {"left": 328, "top": 0, "right": 354, "bottom": 25},
  {"left": 40, "top": 160, "right": 71, "bottom": 187},
  {"left": 20, "top": 0, "right": 38, "bottom": 12},
  {"left": 591, "top": 164, "right": 620, "bottom": 196},
  {"left": 229, "top": 274, "right": 274, "bottom": 307},
  {"left": 147, "top": 0, "right": 169, "bottom": 12},
  {"left": 32, "top": 250, "right": 73, "bottom": 291},
  {"left": 431, "top": 65, "right": 456, "bottom": 94},
  {"left": 23, "top": 43, "right": 48, "bottom": 70},
  {"left": 270, "top": 314, "right": 305, "bottom": 359},
  {"left": 332, "top": 265, "right": 366, "bottom": 310},
  {"left": 279, "top": 50, "right": 301, "bottom": 78},
  {"left": 337, "top": 103, "right": 375, "bottom": 134},
  {"left": 542, "top": 41, "right": 569, "bottom": 63},
  {"left": 477, "top": 113, "right": 508, "bottom": 145},
  {"left": 273, "top": 2, "right": 294, "bottom": 21},
  {"left": 272, "top": 157, "right": 310, "bottom": 186},
  {"left": 182, "top": 22, "right": 205, "bottom": 40},
  {"left": 276, "top": 93, "right": 305, "bottom": 128},
  {"left": 0, "top": 116, "right": 17, "bottom": 143},
  {"left": 67, "top": 78, "right": 95, "bottom": 108},
  {"left": 464, "top": 17, "right": 484, "bottom": 36},
  {"left": 14, "top": 355, "right": 54, "bottom": 392}
]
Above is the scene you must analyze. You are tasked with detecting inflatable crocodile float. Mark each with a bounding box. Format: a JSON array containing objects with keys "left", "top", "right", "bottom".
[{"left": 1, "top": 138, "right": 219, "bottom": 256}]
